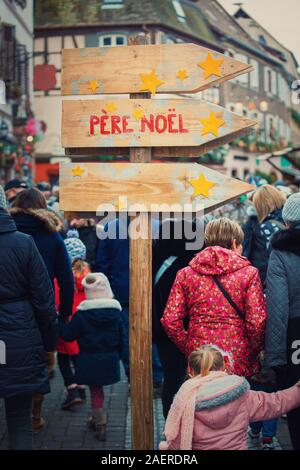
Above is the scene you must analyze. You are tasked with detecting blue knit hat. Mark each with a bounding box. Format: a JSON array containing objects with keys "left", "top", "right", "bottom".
[{"left": 64, "top": 229, "right": 86, "bottom": 262}]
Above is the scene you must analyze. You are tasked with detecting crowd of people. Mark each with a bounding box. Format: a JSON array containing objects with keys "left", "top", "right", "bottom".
[{"left": 0, "top": 176, "right": 300, "bottom": 451}]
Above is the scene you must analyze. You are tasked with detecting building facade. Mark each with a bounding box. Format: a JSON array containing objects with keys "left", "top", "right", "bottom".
[
  {"left": 33, "top": 0, "right": 298, "bottom": 182},
  {"left": 0, "top": 0, "right": 35, "bottom": 183}
]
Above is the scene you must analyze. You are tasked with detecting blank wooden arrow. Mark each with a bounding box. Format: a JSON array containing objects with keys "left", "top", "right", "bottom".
[
  {"left": 61, "top": 43, "right": 252, "bottom": 96},
  {"left": 61, "top": 98, "right": 256, "bottom": 150},
  {"left": 60, "top": 162, "right": 254, "bottom": 213}
]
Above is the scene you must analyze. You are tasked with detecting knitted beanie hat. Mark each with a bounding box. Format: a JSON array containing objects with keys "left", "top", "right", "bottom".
[
  {"left": 282, "top": 192, "right": 300, "bottom": 224},
  {"left": 0, "top": 185, "right": 7, "bottom": 209},
  {"left": 64, "top": 229, "right": 86, "bottom": 263},
  {"left": 82, "top": 273, "right": 114, "bottom": 300}
]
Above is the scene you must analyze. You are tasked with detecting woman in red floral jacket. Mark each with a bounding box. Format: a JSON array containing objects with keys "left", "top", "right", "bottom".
[{"left": 161, "top": 218, "right": 266, "bottom": 378}]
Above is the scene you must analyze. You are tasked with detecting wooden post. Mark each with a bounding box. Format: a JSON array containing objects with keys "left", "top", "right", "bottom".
[
  {"left": 128, "top": 34, "right": 154, "bottom": 451},
  {"left": 129, "top": 90, "right": 153, "bottom": 450}
]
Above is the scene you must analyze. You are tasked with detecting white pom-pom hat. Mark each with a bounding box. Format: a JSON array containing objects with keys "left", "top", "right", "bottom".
[{"left": 82, "top": 273, "right": 114, "bottom": 300}]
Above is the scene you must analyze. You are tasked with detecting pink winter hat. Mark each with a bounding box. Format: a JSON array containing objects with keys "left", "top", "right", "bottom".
[{"left": 82, "top": 273, "right": 114, "bottom": 300}]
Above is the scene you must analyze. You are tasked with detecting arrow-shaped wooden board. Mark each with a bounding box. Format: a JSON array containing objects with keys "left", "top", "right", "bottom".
[
  {"left": 61, "top": 99, "right": 255, "bottom": 149},
  {"left": 61, "top": 43, "right": 252, "bottom": 95},
  {"left": 60, "top": 162, "right": 254, "bottom": 213}
]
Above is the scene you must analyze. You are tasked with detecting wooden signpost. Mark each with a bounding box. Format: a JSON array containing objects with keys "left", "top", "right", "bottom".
[
  {"left": 61, "top": 43, "right": 252, "bottom": 96},
  {"left": 60, "top": 39, "right": 255, "bottom": 450},
  {"left": 62, "top": 99, "right": 254, "bottom": 149},
  {"left": 60, "top": 162, "right": 253, "bottom": 213}
]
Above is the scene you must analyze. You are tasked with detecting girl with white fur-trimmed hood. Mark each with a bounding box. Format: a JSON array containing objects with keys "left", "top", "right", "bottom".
[{"left": 59, "top": 273, "right": 124, "bottom": 441}]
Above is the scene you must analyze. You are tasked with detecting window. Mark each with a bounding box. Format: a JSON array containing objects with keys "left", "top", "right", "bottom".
[
  {"left": 278, "top": 74, "right": 291, "bottom": 105},
  {"left": 235, "top": 53, "right": 249, "bottom": 86},
  {"left": 265, "top": 114, "right": 278, "bottom": 143},
  {"left": 172, "top": 1, "right": 186, "bottom": 23},
  {"left": 279, "top": 118, "right": 285, "bottom": 138},
  {"left": 201, "top": 88, "right": 220, "bottom": 105},
  {"left": 101, "top": 0, "right": 123, "bottom": 9},
  {"left": 0, "top": 24, "right": 16, "bottom": 83},
  {"left": 264, "top": 67, "right": 277, "bottom": 95},
  {"left": 285, "top": 123, "right": 291, "bottom": 143},
  {"left": 99, "top": 35, "right": 127, "bottom": 47},
  {"left": 259, "top": 35, "right": 267, "bottom": 46},
  {"left": 249, "top": 59, "right": 259, "bottom": 89},
  {"left": 164, "top": 35, "right": 177, "bottom": 44}
]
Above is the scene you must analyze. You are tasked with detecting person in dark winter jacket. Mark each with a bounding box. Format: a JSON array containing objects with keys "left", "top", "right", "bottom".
[
  {"left": 0, "top": 187, "right": 57, "bottom": 450},
  {"left": 59, "top": 272, "right": 124, "bottom": 441},
  {"left": 11, "top": 188, "right": 74, "bottom": 318},
  {"left": 153, "top": 218, "right": 202, "bottom": 418},
  {"left": 10, "top": 187, "right": 74, "bottom": 430},
  {"left": 243, "top": 185, "right": 286, "bottom": 286},
  {"left": 70, "top": 217, "right": 98, "bottom": 271},
  {"left": 266, "top": 192, "right": 300, "bottom": 450}
]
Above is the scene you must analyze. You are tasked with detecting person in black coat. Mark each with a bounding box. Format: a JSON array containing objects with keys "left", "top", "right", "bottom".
[
  {"left": 0, "top": 189, "right": 57, "bottom": 450},
  {"left": 153, "top": 218, "right": 203, "bottom": 418},
  {"left": 70, "top": 217, "right": 99, "bottom": 272},
  {"left": 59, "top": 272, "right": 124, "bottom": 441},
  {"left": 266, "top": 193, "right": 300, "bottom": 449},
  {"left": 10, "top": 187, "right": 74, "bottom": 430},
  {"left": 11, "top": 188, "right": 74, "bottom": 319},
  {"left": 243, "top": 185, "right": 286, "bottom": 286}
]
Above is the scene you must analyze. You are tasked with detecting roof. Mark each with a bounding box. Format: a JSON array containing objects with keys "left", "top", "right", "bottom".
[
  {"left": 34, "top": 0, "right": 218, "bottom": 47},
  {"left": 234, "top": 7, "right": 299, "bottom": 79},
  {"left": 193, "top": 0, "right": 263, "bottom": 52}
]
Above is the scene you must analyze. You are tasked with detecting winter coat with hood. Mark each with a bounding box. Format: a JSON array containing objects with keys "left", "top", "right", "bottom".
[
  {"left": 58, "top": 298, "right": 124, "bottom": 386},
  {"left": 0, "top": 208, "right": 57, "bottom": 398},
  {"left": 160, "top": 373, "right": 300, "bottom": 450},
  {"left": 266, "top": 222, "right": 300, "bottom": 373},
  {"left": 243, "top": 207, "right": 285, "bottom": 286},
  {"left": 11, "top": 207, "right": 74, "bottom": 318},
  {"left": 161, "top": 246, "right": 266, "bottom": 377}
]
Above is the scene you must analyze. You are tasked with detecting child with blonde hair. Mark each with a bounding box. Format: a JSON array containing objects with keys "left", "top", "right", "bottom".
[{"left": 160, "top": 345, "right": 300, "bottom": 450}]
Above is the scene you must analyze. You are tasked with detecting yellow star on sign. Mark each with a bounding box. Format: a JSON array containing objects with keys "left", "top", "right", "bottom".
[
  {"left": 188, "top": 173, "right": 216, "bottom": 199},
  {"left": 139, "top": 70, "right": 164, "bottom": 95},
  {"left": 198, "top": 53, "right": 224, "bottom": 79},
  {"left": 105, "top": 102, "right": 117, "bottom": 113},
  {"left": 199, "top": 112, "right": 225, "bottom": 137},
  {"left": 72, "top": 165, "right": 85, "bottom": 177},
  {"left": 133, "top": 108, "right": 144, "bottom": 121},
  {"left": 177, "top": 69, "right": 188, "bottom": 81},
  {"left": 87, "top": 80, "right": 99, "bottom": 93}
]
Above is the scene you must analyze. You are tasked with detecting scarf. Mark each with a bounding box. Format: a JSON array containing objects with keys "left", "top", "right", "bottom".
[{"left": 159, "top": 371, "right": 228, "bottom": 450}]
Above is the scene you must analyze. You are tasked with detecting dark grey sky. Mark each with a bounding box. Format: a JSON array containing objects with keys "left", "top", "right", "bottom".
[{"left": 219, "top": 0, "right": 300, "bottom": 66}]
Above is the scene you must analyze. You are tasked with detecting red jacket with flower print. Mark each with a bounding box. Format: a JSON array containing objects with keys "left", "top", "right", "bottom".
[{"left": 161, "top": 246, "right": 266, "bottom": 377}]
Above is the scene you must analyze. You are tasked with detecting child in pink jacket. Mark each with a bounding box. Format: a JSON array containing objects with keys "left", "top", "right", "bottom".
[{"left": 159, "top": 345, "right": 300, "bottom": 451}]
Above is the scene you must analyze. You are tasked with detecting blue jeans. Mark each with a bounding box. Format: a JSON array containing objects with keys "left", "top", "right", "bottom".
[
  {"left": 250, "top": 418, "right": 278, "bottom": 439},
  {"left": 4, "top": 395, "right": 33, "bottom": 450},
  {"left": 152, "top": 344, "right": 164, "bottom": 386},
  {"left": 120, "top": 304, "right": 164, "bottom": 385}
]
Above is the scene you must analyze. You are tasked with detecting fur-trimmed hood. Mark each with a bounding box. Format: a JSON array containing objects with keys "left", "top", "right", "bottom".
[
  {"left": 10, "top": 207, "right": 63, "bottom": 233},
  {"left": 271, "top": 223, "right": 300, "bottom": 257},
  {"left": 195, "top": 375, "right": 249, "bottom": 412}
]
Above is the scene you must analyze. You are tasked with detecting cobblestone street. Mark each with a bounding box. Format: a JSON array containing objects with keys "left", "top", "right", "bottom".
[{"left": 0, "top": 364, "right": 293, "bottom": 451}]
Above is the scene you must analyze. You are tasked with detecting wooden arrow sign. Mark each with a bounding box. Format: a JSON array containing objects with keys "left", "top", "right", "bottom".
[
  {"left": 59, "top": 162, "right": 254, "bottom": 213},
  {"left": 61, "top": 43, "right": 252, "bottom": 96},
  {"left": 61, "top": 98, "right": 255, "bottom": 149}
]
